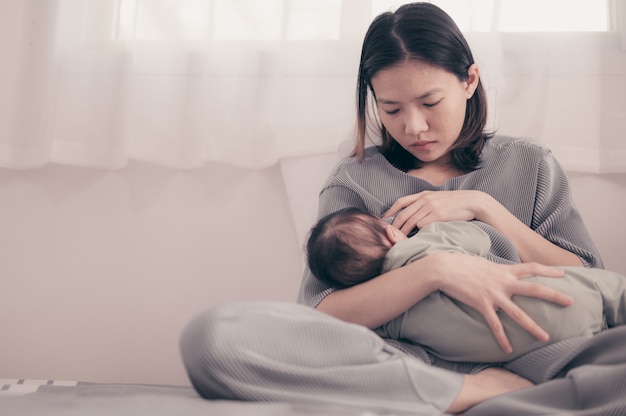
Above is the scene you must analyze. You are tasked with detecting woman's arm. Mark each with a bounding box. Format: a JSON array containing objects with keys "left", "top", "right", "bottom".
[
  {"left": 385, "top": 148, "right": 602, "bottom": 268},
  {"left": 317, "top": 251, "right": 572, "bottom": 353},
  {"left": 316, "top": 253, "right": 440, "bottom": 328},
  {"left": 384, "top": 189, "right": 583, "bottom": 266},
  {"left": 476, "top": 192, "right": 582, "bottom": 266}
]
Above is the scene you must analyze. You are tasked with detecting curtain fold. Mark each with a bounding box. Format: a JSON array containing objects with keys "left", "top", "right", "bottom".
[{"left": 1, "top": 0, "right": 624, "bottom": 172}]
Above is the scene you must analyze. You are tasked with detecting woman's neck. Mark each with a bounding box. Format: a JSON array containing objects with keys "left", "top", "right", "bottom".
[{"left": 407, "top": 163, "right": 464, "bottom": 186}]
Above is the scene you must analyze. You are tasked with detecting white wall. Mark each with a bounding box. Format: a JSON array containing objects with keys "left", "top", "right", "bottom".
[
  {"left": 0, "top": 160, "right": 625, "bottom": 386},
  {"left": 0, "top": 161, "right": 303, "bottom": 386},
  {"left": 568, "top": 172, "right": 626, "bottom": 274}
]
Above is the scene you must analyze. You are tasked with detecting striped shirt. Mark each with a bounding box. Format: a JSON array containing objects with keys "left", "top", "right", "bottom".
[{"left": 297, "top": 135, "right": 604, "bottom": 308}]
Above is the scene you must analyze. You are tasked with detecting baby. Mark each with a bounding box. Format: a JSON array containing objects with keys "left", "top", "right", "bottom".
[{"left": 306, "top": 207, "right": 626, "bottom": 362}]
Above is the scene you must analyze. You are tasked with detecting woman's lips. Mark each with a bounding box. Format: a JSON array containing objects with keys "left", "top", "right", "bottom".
[{"left": 410, "top": 140, "right": 436, "bottom": 150}]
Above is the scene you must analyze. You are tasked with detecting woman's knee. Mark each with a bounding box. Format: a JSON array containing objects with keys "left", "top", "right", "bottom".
[
  {"left": 179, "top": 304, "right": 241, "bottom": 399},
  {"left": 179, "top": 301, "right": 321, "bottom": 399}
]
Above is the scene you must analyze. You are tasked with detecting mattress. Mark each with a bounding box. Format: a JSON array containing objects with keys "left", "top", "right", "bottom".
[{"left": 0, "top": 378, "right": 399, "bottom": 416}]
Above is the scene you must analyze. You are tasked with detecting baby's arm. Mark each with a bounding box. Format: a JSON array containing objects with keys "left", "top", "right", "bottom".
[{"left": 385, "top": 221, "right": 491, "bottom": 267}]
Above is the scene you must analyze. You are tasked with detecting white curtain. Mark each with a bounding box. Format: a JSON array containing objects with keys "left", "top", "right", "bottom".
[{"left": 1, "top": 0, "right": 625, "bottom": 172}]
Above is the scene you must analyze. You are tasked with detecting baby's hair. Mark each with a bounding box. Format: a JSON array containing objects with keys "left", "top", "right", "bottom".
[{"left": 306, "top": 207, "right": 390, "bottom": 289}]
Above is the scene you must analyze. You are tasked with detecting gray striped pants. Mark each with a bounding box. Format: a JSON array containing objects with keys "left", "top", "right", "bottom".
[{"left": 180, "top": 301, "right": 626, "bottom": 415}]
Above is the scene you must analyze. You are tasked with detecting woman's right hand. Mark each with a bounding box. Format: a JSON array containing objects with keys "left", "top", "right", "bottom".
[{"left": 426, "top": 252, "right": 573, "bottom": 354}]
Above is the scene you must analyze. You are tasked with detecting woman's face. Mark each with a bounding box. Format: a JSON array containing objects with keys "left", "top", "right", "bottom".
[{"left": 371, "top": 59, "right": 479, "bottom": 166}]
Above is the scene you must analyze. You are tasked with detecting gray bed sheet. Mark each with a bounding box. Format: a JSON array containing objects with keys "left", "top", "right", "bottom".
[{"left": 0, "top": 381, "right": 405, "bottom": 416}]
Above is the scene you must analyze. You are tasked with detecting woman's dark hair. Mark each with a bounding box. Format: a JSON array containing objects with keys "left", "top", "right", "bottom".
[
  {"left": 354, "top": 2, "right": 493, "bottom": 172},
  {"left": 306, "top": 207, "right": 390, "bottom": 289}
]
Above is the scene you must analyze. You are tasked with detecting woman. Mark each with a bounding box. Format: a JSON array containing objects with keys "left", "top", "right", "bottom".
[
  {"left": 305, "top": 3, "right": 602, "bottom": 352},
  {"left": 181, "top": 3, "right": 626, "bottom": 415}
]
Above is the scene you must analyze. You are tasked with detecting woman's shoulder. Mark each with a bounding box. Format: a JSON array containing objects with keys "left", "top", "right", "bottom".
[
  {"left": 327, "top": 146, "right": 393, "bottom": 180},
  {"left": 487, "top": 135, "right": 550, "bottom": 152},
  {"left": 335, "top": 146, "right": 385, "bottom": 166},
  {"left": 484, "top": 135, "right": 551, "bottom": 162}
]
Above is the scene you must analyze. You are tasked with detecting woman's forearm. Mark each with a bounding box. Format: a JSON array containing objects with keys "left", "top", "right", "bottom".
[
  {"left": 476, "top": 194, "right": 583, "bottom": 267},
  {"left": 315, "top": 255, "right": 441, "bottom": 328}
]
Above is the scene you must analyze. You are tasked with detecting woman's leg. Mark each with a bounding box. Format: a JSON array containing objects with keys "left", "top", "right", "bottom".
[
  {"left": 466, "top": 326, "right": 626, "bottom": 415},
  {"left": 179, "top": 301, "right": 464, "bottom": 414}
]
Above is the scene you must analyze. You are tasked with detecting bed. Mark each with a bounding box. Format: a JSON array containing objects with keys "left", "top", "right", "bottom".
[
  {"left": 4, "top": 326, "right": 626, "bottom": 416},
  {"left": 0, "top": 378, "right": 398, "bottom": 416}
]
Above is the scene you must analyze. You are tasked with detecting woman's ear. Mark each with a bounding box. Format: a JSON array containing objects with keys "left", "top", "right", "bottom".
[{"left": 465, "top": 64, "right": 480, "bottom": 99}]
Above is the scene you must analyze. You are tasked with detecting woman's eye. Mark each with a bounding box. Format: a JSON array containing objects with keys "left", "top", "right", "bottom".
[
  {"left": 384, "top": 109, "right": 399, "bottom": 115},
  {"left": 424, "top": 99, "right": 442, "bottom": 108}
]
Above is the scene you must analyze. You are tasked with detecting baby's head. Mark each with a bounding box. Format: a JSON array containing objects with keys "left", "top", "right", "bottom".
[{"left": 306, "top": 207, "right": 406, "bottom": 289}]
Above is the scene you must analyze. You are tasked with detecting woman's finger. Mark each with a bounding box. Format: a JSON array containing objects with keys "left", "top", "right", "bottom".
[
  {"left": 498, "top": 301, "right": 550, "bottom": 343},
  {"left": 383, "top": 195, "right": 416, "bottom": 218},
  {"left": 399, "top": 213, "right": 424, "bottom": 235},
  {"left": 511, "top": 280, "right": 574, "bottom": 307},
  {"left": 390, "top": 204, "right": 424, "bottom": 233},
  {"left": 512, "top": 262, "right": 565, "bottom": 278},
  {"left": 482, "top": 307, "right": 512, "bottom": 354}
]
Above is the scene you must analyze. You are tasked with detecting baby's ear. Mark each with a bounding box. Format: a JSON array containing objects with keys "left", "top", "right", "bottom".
[{"left": 385, "top": 224, "right": 402, "bottom": 244}]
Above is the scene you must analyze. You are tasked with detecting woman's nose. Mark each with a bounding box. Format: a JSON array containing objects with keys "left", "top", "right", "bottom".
[{"left": 404, "top": 108, "right": 428, "bottom": 136}]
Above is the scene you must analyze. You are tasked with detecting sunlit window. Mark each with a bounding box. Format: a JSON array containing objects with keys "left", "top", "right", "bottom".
[
  {"left": 286, "top": 0, "right": 342, "bottom": 41},
  {"left": 494, "top": 0, "right": 608, "bottom": 32},
  {"left": 115, "top": 0, "right": 610, "bottom": 42},
  {"left": 116, "top": 0, "right": 212, "bottom": 41},
  {"left": 372, "top": 0, "right": 609, "bottom": 32},
  {"left": 116, "top": 0, "right": 343, "bottom": 41}
]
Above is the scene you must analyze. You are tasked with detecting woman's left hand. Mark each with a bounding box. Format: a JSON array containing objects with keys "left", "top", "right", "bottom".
[{"left": 384, "top": 190, "right": 487, "bottom": 235}]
